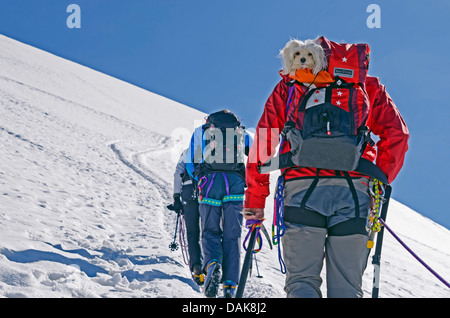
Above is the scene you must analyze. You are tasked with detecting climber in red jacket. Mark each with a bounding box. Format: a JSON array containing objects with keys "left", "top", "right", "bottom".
[{"left": 243, "top": 37, "right": 409, "bottom": 298}]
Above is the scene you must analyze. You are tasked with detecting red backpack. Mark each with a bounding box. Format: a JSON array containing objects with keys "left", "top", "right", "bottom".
[
  {"left": 319, "top": 36, "right": 371, "bottom": 84},
  {"left": 260, "top": 37, "right": 374, "bottom": 174}
]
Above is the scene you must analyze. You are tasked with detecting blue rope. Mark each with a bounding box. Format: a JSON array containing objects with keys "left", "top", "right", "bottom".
[{"left": 273, "top": 175, "right": 286, "bottom": 273}]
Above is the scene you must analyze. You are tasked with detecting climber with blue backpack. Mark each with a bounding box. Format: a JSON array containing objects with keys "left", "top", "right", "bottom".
[
  {"left": 185, "top": 109, "right": 252, "bottom": 298},
  {"left": 243, "top": 37, "right": 409, "bottom": 298},
  {"left": 168, "top": 148, "right": 204, "bottom": 286}
]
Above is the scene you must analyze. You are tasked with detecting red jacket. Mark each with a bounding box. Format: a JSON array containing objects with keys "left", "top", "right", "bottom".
[{"left": 244, "top": 73, "right": 409, "bottom": 209}]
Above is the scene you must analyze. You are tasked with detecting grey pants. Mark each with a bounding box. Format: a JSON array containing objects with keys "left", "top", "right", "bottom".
[
  {"left": 281, "top": 176, "right": 371, "bottom": 298},
  {"left": 282, "top": 222, "right": 370, "bottom": 298}
]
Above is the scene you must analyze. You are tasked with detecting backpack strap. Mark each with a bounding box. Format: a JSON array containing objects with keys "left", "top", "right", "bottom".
[
  {"left": 300, "top": 169, "right": 321, "bottom": 209},
  {"left": 342, "top": 171, "right": 361, "bottom": 219}
]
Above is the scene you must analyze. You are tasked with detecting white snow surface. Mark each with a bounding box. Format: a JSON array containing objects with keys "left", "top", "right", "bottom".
[{"left": 0, "top": 34, "right": 449, "bottom": 298}]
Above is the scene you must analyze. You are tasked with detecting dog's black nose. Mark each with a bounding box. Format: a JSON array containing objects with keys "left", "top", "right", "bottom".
[{"left": 300, "top": 57, "right": 306, "bottom": 63}]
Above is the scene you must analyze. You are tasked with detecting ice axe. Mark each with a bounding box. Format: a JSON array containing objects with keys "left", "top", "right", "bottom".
[{"left": 236, "top": 218, "right": 265, "bottom": 298}]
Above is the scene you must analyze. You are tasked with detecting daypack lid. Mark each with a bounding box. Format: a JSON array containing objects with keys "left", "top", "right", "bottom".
[{"left": 318, "top": 36, "right": 370, "bottom": 84}]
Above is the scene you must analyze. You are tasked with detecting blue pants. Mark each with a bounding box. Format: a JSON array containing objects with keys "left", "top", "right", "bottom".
[{"left": 198, "top": 172, "right": 244, "bottom": 283}]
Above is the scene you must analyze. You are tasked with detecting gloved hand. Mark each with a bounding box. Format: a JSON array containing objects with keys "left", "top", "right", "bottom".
[
  {"left": 167, "top": 193, "right": 183, "bottom": 215},
  {"left": 242, "top": 208, "right": 264, "bottom": 220}
]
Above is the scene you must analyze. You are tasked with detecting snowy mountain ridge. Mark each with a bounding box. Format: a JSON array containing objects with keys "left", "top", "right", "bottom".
[{"left": 0, "top": 34, "right": 449, "bottom": 298}]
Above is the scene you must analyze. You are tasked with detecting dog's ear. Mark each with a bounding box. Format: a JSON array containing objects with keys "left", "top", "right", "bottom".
[
  {"left": 313, "top": 48, "right": 326, "bottom": 75},
  {"left": 279, "top": 41, "right": 291, "bottom": 75},
  {"left": 307, "top": 39, "right": 327, "bottom": 75},
  {"left": 279, "top": 39, "right": 302, "bottom": 75}
]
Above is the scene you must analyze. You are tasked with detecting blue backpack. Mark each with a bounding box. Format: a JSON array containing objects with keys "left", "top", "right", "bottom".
[{"left": 196, "top": 110, "right": 247, "bottom": 178}]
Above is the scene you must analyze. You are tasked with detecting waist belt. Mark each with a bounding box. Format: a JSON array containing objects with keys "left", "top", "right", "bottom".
[{"left": 259, "top": 156, "right": 389, "bottom": 185}]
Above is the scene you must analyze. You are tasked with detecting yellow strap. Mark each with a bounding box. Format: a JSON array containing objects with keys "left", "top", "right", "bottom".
[
  {"left": 206, "top": 261, "right": 216, "bottom": 271},
  {"left": 223, "top": 284, "right": 236, "bottom": 289},
  {"left": 193, "top": 274, "right": 204, "bottom": 282}
]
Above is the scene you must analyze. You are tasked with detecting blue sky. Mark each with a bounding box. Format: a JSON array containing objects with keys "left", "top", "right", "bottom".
[{"left": 1, "top": 0, "right": 449, "bottom": 229}]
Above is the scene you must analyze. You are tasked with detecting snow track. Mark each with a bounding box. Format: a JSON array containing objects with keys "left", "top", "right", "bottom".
[
  {"left": 0, "top": 34, "right": 204, "bottom": 296},
  {"left": 0, "top": 34, "right": 449, "bottom": 298},
  {"left": 109, "top": 138, "right": 171, "bottom": 202}
]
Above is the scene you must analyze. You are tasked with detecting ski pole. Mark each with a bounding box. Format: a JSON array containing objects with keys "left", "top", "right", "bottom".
[
  {"left": 169, "top": 212, "right": 180, "bottom": 251},
  {"left": 371, "top": 184, "right": 392, "bottom": 298},
  {"left": 254, "top": 254, "right": 263, "bottom": 278}
]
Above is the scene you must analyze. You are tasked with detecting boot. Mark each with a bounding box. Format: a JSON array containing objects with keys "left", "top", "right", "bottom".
[
  {"left": 223, "top": 280, "right": 237, "bottom": 298},
  {"left": 192, "top": 264, "right": 204, "bottom": 286},
  {"left": 204, "top": 259, "right": 221, "bottom": 298}
]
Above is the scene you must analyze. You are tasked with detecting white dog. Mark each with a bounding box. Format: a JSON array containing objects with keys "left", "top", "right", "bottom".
[{"left": 279, "top": 38, "right": 327, "bottom": 76}]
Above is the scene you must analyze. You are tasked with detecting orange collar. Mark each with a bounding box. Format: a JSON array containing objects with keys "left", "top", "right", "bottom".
[{"left": 289, "top": 68, "right": 334, "bottom": 85}]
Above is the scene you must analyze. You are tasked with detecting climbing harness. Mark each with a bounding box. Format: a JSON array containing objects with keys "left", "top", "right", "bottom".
[
  {"left": 197, "top": 175, "right": 208, "bottom": 201},
  {"left": 197, "top": 173, "right": 244, "bottom": 206}
]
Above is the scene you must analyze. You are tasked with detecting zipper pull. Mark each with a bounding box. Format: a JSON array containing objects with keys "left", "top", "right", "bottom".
[{"left": 323, "top": 112, "right": 331, "bottom": 136}]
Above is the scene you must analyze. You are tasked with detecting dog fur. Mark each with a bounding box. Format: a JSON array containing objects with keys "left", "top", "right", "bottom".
[{"left": 279, "top": 38, "right": 327, "bottom": 76}]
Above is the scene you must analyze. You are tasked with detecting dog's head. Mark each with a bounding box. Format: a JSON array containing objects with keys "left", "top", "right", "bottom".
[{"left": 280, "top": 38, "right": 327, "bottom": 75}]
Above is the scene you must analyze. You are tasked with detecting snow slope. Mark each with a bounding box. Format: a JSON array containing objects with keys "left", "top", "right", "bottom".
[{"left": 0, "top": 34, "right": 448, "bottom": 298}]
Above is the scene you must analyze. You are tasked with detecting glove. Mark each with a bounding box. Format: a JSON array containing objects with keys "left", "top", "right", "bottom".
[{"left": 172, "top": 193, "right": 183, "bottom": 215}]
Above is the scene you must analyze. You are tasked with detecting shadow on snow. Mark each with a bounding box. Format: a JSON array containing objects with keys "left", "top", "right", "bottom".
[{"left": 0, "top": 244, "right": 199, "bottom": 291}]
